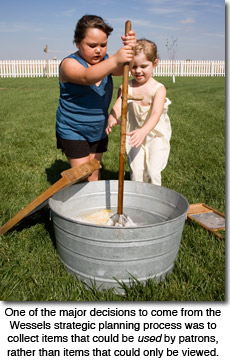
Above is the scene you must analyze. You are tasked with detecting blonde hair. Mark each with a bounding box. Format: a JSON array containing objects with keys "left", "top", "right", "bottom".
[{"left": 135, "top": 38, "right": 158, "bottom": 63}]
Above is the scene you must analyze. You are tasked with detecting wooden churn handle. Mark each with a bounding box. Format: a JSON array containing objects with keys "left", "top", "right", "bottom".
[{"left": 117, "top": 20, "right": 131, "bottom": 215}]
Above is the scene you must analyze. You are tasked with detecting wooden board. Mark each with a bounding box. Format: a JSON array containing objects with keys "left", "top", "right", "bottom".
[
  {"left": 187, "top": 203, "right": 225, "bottom": 239},
  {"left": 0, "top": 159, "right": 100, "bottom": 236}
]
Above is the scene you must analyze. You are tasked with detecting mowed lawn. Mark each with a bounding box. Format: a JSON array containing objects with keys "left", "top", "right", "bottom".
[{"left": 0, "top": 75, "right": 225, "bottom": 301}]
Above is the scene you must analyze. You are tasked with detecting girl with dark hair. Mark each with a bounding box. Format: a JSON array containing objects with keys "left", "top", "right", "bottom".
[{"left": 56, "top": 15, "right": 135, "bottom": 181}]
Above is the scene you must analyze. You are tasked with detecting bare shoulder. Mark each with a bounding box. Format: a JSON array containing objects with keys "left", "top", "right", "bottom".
[
  {"left": 154, "top": 80, "right": 166, "bottom": 95},
  {"left": 152, "top": 78, "right": 164, "bottom": 88},
  {"left": 60, "top": 57, "right": 85, "bottom": 83}
]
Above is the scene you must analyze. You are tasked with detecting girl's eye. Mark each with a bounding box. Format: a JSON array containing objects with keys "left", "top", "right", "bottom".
[
  {"left": 89, "top": 44, "right": 107, "bottom": 48},
  {"left": 132, "top": 64, "right": 148, "bottom": 70}
]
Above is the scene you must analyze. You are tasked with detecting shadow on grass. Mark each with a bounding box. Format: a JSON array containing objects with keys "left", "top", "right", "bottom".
[
  {"left": 101, "top": 163, "right": 130, "bottom": 181},
  {"left": 1, "top": 160, "right": 70, "bottom": 239},
  {"left": 44, "top": 159, "right": 130, "bottom": 183},
  {"left": 6, "top": 206, "right": 56, "bottom": 246},
  {"left": 15, "top": 208, "right": 57, "bottom": 251},
  {"left": 45, "top": 159, "right": 70, "bottom": 185}
]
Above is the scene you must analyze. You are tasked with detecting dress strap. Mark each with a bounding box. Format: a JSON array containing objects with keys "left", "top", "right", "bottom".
[
  {"left": 127, "top": 80, "right": 134, "bottom": 102},
  {"left": 150, "top": 82, "right": 164, "bottom": 97},
  {"left": 128, "top": 80, "right": 133, "bottom": 95}
]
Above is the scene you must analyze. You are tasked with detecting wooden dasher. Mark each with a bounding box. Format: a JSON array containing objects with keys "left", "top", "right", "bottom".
[{"left": 109, "top": 20, "right": 143, "bottom": 226}]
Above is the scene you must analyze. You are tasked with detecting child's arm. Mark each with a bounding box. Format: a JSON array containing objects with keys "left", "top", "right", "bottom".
[
  {"left": 105, "top": 87, "right": 122, "bottom": 134},
  {"left": 127, "top": 86, "right": 166, "bottom": 148},
  {"left": 60, "top": 46, "right": 133, "bottom": 85}
]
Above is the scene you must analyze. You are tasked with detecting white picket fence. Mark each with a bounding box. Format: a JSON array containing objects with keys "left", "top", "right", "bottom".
[
  {"left": 0, "top": 59, "right": 225, "bottom": 78},
  {"left": 0, "top": 60, "right": 61, "bottom": 78},
  {"left": 155, "top": 60, "right": 225, "bottom": 77}
]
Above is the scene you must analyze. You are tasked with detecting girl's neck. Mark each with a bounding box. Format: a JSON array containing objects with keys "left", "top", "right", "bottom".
[{"left": 132, "top": 76, "right": 156, "bottom": 88}]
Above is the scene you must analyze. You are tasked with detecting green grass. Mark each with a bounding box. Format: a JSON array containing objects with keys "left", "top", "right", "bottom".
[{"left": 0, "top": 76, "right": 225, "bottom": 301}]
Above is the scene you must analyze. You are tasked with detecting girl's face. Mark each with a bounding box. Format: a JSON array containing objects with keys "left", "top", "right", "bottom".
[
  {"left": 76, "top": 28, "right": 108, "bottom": 65},
  {"left": 131, "top": 52, "right": 154, "bottom": 84}
]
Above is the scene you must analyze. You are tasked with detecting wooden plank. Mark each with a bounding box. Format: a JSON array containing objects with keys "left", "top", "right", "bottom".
[
  {"left": 187, "top": 203, "right": 225, "bottom": 240},
  {"left": 0, "top": 159, "right": 100, "bottom": 236},
  {"left": 187, "top": 203, "right": 213, "bottom": 215}
]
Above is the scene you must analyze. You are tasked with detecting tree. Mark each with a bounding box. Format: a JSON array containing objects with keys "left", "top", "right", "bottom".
[
  {"left": 43, "top": 45, "right": 49, "bottom": 78},
  {"left": 166, "top": 37, "right": 178, "bottom": 82},
  {"left": 166, "top": 36, "right": 178, "bottom": 61}
]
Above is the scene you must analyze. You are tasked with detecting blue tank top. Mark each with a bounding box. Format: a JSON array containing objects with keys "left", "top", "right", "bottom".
[{"left": 56, "top": 53, "right": 113, "bottom": 141}]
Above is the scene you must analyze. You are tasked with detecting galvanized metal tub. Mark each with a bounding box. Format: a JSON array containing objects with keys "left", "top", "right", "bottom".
[{"left": 49, "top": 180, "right": 189, "bottom": 291}]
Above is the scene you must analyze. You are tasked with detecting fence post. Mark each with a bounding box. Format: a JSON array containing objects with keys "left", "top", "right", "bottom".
[
  {"left": 12, "top": 60, "right": 16, "bottom": 78},
  {"left": 180, "top": 60, "right": 183, "bottom": 76},
  {"left": 211, "top": 61, "right": 214, "bottom": 76}
]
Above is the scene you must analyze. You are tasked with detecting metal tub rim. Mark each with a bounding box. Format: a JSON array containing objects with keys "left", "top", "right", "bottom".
[{"left": 49, "top": 180, "right": 189, "bottom": 229}]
